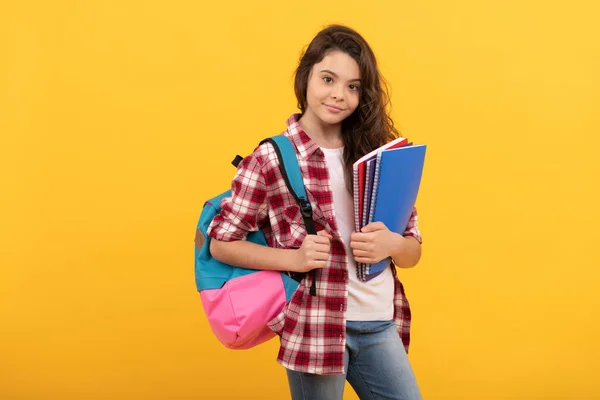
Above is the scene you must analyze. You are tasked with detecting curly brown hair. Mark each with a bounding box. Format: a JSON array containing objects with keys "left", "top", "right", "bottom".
[{"left": 294, "top": 24, "right": 400, "bottom": 193}]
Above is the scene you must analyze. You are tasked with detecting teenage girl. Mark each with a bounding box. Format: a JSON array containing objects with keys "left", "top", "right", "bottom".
[{"left": 207, "top": 24, "right": 423, "bottom": 400}]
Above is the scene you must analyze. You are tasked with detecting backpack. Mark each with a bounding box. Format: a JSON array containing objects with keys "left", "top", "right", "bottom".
[{"left": 194, "top": 135, "right": 316, "bottom": 350}]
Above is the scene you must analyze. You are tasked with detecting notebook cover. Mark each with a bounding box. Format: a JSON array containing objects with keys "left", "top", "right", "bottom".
[
  {"left": 364, "top": 144, "right": 426, "bottom": 278},
  {"left": 352, "top": 137, "right": 408, "bottom": 232},
  {"left": 353, "top": 164, "right": 361, "bottom": 232},
  {"left": 363, "top": 158, "right": 377, "bottom": 228}
]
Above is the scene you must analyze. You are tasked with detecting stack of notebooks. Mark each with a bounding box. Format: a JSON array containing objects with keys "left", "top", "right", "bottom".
[{"left": 353, "top": 137, "right": 426, "bottom": 281}]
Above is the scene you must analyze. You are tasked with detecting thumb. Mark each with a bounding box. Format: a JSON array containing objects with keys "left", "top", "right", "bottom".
[
  {"left": 361, "top": 222, "right": 385, "bottom": 233},
  {"left": 317, "top": 230, "right": 333, "bottom": 239}
]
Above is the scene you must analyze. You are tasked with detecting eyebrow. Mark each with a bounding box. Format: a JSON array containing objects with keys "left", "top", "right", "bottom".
[{"left": 320, "top": 69, "right": 361, "bottom": 83}]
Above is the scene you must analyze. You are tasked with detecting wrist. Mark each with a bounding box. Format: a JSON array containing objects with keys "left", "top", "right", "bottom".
[
  {"left": 392, "top": 235, "right": 421, "bottom": 268},
  {"left": 288, "top": 248, "right": 301, "bottom": 273},
  {"left": 389, "top": 232, "right": 406, "bottom": 259}
]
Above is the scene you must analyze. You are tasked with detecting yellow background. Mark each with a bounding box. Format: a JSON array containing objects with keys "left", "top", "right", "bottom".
[{"left": 1, "top": 0, "right": 599, "bottom": 399}]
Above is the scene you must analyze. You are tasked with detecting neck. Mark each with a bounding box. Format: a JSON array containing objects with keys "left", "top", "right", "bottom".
[{"left": 298, "top": 111, "right": 343, "bottom": 149}]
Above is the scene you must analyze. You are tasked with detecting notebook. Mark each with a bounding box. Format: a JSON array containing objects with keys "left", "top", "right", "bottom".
[
  {"left": 352, "top": 137, "right": 409, "bottom": 233},
  {"left": 362, "top": 157, "right": 377, "bottom": 229},
  {"left": 355, "top": 157, "right": 377, "bottom": 279},
  {"left": 362, "top": 144, "right": 426, "bottom": 278}
]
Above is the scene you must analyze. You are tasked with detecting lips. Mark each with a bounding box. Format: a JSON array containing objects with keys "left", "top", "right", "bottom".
[{"left": 324, "top": 104, "right": 344, "bottom": 112}]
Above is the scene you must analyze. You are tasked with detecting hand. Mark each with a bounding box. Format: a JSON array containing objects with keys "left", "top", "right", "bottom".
[
  {"left": 350, "top": 222, "right": 402, "bottom": 264},
  {"left": 292, "top": 230, "right": 333, "bottom": 273}
]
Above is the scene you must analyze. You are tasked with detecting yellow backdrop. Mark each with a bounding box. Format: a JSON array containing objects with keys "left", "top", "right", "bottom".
[{"left": 1, "top": 0, "right": 599, "bottom": 399}]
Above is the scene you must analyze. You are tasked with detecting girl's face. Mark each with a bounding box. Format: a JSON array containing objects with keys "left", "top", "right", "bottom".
[{"left": 304, "top": 50, "right": 361, "bottom": 128}]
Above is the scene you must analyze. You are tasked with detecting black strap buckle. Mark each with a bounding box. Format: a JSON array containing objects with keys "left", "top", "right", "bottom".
[
  {"left": 288, "top": 271, "right": 306, "bottom": 282},
  {"left": 300, "top": 200, "right": 312, "bottom": 218}
]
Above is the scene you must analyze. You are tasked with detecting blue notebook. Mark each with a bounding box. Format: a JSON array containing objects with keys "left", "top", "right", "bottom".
[{"left": 363, "top": 144, "right": 426, "bottom": 278}]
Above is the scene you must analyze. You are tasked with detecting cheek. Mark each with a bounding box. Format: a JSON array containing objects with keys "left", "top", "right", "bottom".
[
  {"left": 305, "top": 82, "right": 318, "bottom": 103},
  {"left": 347, "top": 93, "right": 360, "bottom": 113},
  {"left": 307, "top": 82, "right": 326, "bottom": 101}
]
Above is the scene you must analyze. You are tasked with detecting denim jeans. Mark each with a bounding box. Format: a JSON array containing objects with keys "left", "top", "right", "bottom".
[{"left": 286, "top": 320, "right": 422, "bottom": 400}]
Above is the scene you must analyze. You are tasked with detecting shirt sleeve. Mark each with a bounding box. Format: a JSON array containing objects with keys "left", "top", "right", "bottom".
[
  {"left": 206, "top": 152, "right": 269, "bottom": 242},
  {"left": 403, "top": 207, "right": 422, "bottom": 244}
]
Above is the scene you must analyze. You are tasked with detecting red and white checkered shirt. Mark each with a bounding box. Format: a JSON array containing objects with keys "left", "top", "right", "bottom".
[{"left": 208, "top": 114, "right": 422, "bottom": 375}]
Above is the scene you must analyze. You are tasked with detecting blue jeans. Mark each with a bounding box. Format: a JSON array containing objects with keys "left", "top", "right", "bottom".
[{"left": 286, "top": 320, "right": 422, "bottom": 400}]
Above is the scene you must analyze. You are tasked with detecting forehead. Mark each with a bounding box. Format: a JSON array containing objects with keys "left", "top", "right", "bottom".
[{"left": 313, "top": 51, "right": 360, "bottom": 79}]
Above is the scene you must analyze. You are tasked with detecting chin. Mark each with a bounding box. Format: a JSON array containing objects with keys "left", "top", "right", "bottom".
[{"left": 317, "top": 111, "right": 346, "bottom": 126}]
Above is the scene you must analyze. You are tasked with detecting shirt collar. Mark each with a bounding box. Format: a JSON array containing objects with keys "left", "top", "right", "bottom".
[{"left": 284, "top": 113, "right": 322, "bottom": 161}]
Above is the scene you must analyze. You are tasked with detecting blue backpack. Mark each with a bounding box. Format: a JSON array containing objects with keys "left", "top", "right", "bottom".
[{"left": 194, "top": 135, "right": 316, "bottom": 349}]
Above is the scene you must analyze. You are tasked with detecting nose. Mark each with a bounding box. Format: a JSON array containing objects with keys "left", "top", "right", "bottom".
[{"left": 331, "top": 84, "right": 344, "bottom": 101}]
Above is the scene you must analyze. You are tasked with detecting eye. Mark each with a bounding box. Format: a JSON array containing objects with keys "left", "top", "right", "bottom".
[
  {"left": 322, "top": 76, "right": 333, "bottom": 83},
  {"left": 349, "top": 84, "right": 361, "bottom": 92}
]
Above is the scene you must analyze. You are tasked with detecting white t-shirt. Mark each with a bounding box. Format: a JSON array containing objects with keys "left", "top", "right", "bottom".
[{"left": 320, "top": 146, "right": 394, "bottom": 321}]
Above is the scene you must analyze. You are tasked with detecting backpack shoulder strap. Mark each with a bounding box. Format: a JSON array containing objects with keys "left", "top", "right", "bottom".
[
  {"left": 261, "top": 135, "right": 319, "bottom": 296},
  {"left": 259, "top": 135, "right": 317, "bottom": 236}
]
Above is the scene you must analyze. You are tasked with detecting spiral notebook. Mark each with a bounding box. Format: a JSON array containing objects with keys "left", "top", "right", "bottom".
[
  {"left": 352, "top": 137, "right": 409, "bottom": 234},
  {"left": 360, "top": 144, "right": 427, "bottom": 278}
]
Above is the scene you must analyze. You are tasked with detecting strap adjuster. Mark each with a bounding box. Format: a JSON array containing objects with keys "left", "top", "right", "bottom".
[{"left": 300, "top": 200, "right": 312, "bottom": 218}]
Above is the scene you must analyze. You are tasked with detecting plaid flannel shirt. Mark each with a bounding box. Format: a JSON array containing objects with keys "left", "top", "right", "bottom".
[{"left": 207, "top": 114, "right": 422, "bottom": 375}]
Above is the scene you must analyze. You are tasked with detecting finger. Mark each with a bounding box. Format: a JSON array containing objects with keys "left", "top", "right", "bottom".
[
  {"left": 354, "top": 256, "right": 375, "bottom": 264},
  {"left": 313, "top": 253, "right": 330, "bottom": 262},
  {"left": 317, "top": 230, "right": 333, "bottom": 239},
  {"left": 311, "top": 235, "right": 332, "bottom": 245},
  {"left": 306, "top": 250, "right": 329, "bottom": 261},
  {"left": 308, "top": 260, "right": 328, "bottom": 269},
  {"left": 306, "top": 247, "right": 330, "bottom": 259},
  {"left": 350, "top": 232, "right": 371, "bottom": 243},
  {"left": 352, "top": 249, "right": 371, "bottom": 258},
  {"left": 303, "top": 236, "right": 328, "bottom": 248},
  {"left": 350, "top": 241, "right": 372, "bottom": 251},
  {"left": 314, "top": 243, "right": 331, "bottom": 254},
  {"left": 361, "top": 221, "right": 386, "bottom": 233}
]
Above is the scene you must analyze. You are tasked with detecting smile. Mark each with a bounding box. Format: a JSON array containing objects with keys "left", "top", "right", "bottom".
[{"left": 324, "top": 104, "right": 344, "bottom": 112}]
